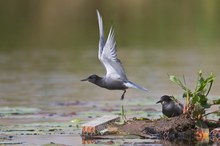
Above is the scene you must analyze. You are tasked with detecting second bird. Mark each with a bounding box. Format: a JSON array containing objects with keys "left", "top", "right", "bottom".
[
  {"left": 156, "top": 95, "right": 184, "bottom": 117},
  {"left": 81, "top": 10, "right": 148, "bottom": 100}
]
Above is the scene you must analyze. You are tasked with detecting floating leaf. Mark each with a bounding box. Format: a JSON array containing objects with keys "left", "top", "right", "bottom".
[
  {"left": 0, "top": 107, "right": 40, "bottom": 115},
  {"left": 70, "top": 118, "right": 81, "bottom": 124},
  {"left": 70, "top": 118, "right": 82, "bottom": 129},
  {"left": 212, "top": 99, "right": 220, "bottom": 104}
]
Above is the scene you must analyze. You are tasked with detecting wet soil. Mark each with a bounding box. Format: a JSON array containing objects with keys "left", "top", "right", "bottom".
[{"left": 115, "top": 114, "right": 195, "bottom": 140}]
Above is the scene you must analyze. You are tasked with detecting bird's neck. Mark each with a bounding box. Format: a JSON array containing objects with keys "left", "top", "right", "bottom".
[{"left": 92, "top": 76, "right": 105, "bottom": 87}]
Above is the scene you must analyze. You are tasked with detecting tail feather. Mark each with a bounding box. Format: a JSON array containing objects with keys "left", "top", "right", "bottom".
[{"left": 124, "top": 81, "right": 148, "bottom": 92}]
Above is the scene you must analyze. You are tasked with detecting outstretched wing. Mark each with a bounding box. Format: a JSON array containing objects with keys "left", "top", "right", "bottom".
[
  {"left": 96, "top": 10, "right": 128, "bottom": 81},
  {"left": 96, "top": 10, "right": 105, "bottom": 60}
]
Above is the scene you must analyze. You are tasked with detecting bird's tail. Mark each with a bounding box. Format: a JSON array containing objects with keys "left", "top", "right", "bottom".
[{"left": 124, "top": 81, "right": 148, "bottom": 92}]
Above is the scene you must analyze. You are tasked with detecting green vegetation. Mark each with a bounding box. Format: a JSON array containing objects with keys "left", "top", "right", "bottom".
[
  {"left": 169, "top": 71, "right": 220, "bottom": 120},
  {"left": 0, "top": 107, "right": 41, "bottom": 116}
]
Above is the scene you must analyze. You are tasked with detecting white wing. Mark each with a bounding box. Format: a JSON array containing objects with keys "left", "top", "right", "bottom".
[
  {"left": 96, "top": 10, "right": 105, "bottom": 60},
  {"left": 96, "top": 10, "right": 128, "bottom": 81}
]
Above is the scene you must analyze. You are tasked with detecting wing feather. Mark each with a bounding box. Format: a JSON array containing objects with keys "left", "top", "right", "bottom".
[
  {"left": 96, "top": 10, "right": 127, "bottom": 81},
  {"left": 96, "top": 10, "right": 105, "bottom": 60}
]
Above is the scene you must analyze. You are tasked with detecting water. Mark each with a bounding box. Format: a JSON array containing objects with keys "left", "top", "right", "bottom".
[{"left": 0, "top": 47, "right": 220, "bottom": 145}]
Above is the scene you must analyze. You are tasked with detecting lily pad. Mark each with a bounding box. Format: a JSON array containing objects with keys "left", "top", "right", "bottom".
[
  {"left": 0, "top": 122, "right": 80, "bottom": 135},
  {"left": 0, "top": 107, "right": 41, "bottom": 115}
]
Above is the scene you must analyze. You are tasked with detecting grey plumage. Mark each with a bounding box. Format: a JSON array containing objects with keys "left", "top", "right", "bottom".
[
  {"left": 156, "top": 95, "right": 183, "bottom": 117},
  {"left": 81, "top": 10, "right": 147, "bottom": 100}
]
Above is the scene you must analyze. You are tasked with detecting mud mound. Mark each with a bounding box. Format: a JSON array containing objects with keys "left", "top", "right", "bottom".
[{"left": 116, "top": 114, "right": 195, "bottom": 140}]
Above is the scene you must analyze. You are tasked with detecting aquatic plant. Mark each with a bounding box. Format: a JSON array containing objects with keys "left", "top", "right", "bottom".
[{"left": 168, "top": 70, "right": 219, "bottom": 120}]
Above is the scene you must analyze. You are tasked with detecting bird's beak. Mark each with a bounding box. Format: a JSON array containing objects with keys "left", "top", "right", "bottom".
[
  {"left": 156, "top": 100, "right": 162, "bottom": 104},
  {"left": 81, "top": 78, "right": 88, "bottom": 81}
]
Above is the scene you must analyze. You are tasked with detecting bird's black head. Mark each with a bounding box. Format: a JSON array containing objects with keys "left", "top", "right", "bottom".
[
  {"left": 81, "top": 74, "right": 102, "bottom": 84},
  {"left": 156, "top": 95, "right": 172, "bottom": 104}
]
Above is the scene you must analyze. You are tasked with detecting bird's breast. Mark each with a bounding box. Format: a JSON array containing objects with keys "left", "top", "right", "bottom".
[{"left": 103, "top": 79, "right": 127, "bottom": 90}]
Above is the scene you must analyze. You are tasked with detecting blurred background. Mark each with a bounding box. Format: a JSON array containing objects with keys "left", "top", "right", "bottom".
[
  {"left": 0, "top": 0, "right": 220, "bottom": 50},
  {"left": 0, "top": 0, "right": 220, "bottom": 118}
]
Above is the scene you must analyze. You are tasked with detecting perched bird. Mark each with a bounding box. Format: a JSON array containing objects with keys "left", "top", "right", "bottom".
[
  {"left": 81, "top": 10, "right": 147, "bottom": 100},
  {"left": 156, "top": 95, "right": 184, "bottom": 117}
]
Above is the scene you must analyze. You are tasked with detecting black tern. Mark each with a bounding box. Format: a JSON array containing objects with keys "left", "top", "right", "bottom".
[
  {"left": 156, "top": 95, "right": 184, "bottom": 117},
  {"left": 81, "top": 10, "right": 147, "bottom": 100}
]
